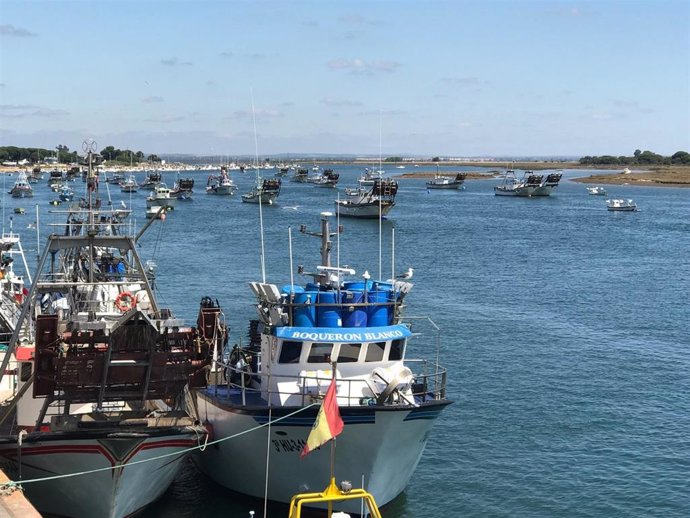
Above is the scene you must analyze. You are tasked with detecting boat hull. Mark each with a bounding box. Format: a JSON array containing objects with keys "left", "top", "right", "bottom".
[
  {"left": 426, "top": 182, "right": 463, "bottom": 190},
  {"left": 530, "top": 184, "right": 558, "bottom": 196},
  {"left": 0, "top": 428, "right": 202, "bottom": 518},
  {"left": 335, "top": 200, "right": 395, "bottom": 218},
  {"left": 195, "top": 388, "right": 450, "bottom": 513},
  {"left": 493, "top": 186, "right": 533, "bottom": 196}
]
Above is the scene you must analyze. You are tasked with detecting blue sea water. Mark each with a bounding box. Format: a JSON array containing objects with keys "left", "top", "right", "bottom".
[{"left": 5, "top": 165, "right": 689, "bottom": 517}]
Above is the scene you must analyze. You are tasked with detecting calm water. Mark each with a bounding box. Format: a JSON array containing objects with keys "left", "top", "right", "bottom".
[{"left": 5, "top": 165, "right": 689, "bottom": 517}]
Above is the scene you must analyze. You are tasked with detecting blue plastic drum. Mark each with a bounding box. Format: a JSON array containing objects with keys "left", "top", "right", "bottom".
[
  {"left": 367, "top": 290, "right": 391, "bottom": 327},
  {"left": 317, "top": 291, "right": 341, "bottom": 327},
  {"left": 293, "top": 291, "right": 317, "bottom": 327},
  {"left": 341, "top": 290, "right": 367, "bottom": 328}
]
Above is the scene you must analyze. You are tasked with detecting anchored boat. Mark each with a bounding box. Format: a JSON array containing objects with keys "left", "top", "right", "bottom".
[
  {"left": 206, "top": 166, "right": 237, "bottom": 195},
  {"left": 0, "top": 147, "right": 226, "bottom": 518},
  {"left": 241, "top": 178, "right": 282, "bottom": 205},
  {"left": 195, "top": 212, "right": 451, "bottom": 513},
  {"left": 335, "top": 178, "right": 398, "bottom": 218},
  {"left": 531, "top": 171, "right": 562, "bottom": 196}
]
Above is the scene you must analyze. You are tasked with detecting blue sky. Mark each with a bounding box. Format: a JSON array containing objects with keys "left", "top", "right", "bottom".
[{"left": 1, "top": 0, "right": 688, "bottom": 157}]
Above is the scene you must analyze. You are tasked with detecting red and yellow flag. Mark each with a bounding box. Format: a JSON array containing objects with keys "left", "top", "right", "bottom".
[{"left": 300, "top": 381, "right": 344, "bottom": 458}]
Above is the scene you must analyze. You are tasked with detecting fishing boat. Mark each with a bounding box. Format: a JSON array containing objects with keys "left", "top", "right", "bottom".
[
  {"left": 311, "top": 169, "right": 339, "bottom": 188},
  {"left": 606, "top": 199, "right": 638, "bottom": 211},
  {"left": 57, "top": 185, "right": 75, "bottom": 202},
  {"left": 0, "top": 227, "right": 32, "bottom": 402},
  {"left": 195, "top": 212, "right": 450, "bottom": 512},
  {"left": 206, "top": 167, "right": 237, "bottom": 195},
  {"left": 335, "top": 178, "right": 398, "bottom": 218},
  {"left": 105, "top": 172, "right": 125, "bottom": 185},
  {"left": 120, "top": 174, "right": 139, "bottom": 193},
  {"left": 426, "top": 172, "right": 466, "bottom": 190},
  {"left": 291, "top": 168, "right": 309, "bottom": 183},
  {"left": 531, "top": 171, "right": 562, "bottom": 196},
  {"left": 0, "top": 148, "right": 226, "bottom": 518},
  {"left": 139, "top": 171, "right": 163, "bottom": 190},
  {"left": 146, "top": 183, "right": 177, "bottom": 208},
  {"left": 587, "top": 186, "right": 607, "bottom": 196},
  {"left": 47, "top": 170, "right": 64, "bottom": 187},
  {"left": 241, "top": 178, "right": 282, "bottom": 205},
  {"left": 170, "top": 177, "right": 194, "bottom": 200},
  {"left": 493, "top": 170, "right": 536, "bottom": 197},
  {"left": 8, "top": 172, "right": 33, "bottom": 198},
  {"left": 357, "top": 168, "right": 379, "bottom": 187}
]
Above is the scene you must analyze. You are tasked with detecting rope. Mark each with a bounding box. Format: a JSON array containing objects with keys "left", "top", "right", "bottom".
[{"left": 0, "top": 402, "right": 318, "bottom": 490}]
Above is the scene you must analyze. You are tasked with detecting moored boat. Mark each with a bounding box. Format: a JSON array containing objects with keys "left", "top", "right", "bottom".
[
  {"left": 146, "top": 183, "right": 177, "bottom": 208},
  {"left": 0, "top": 147, "right": 226, "bottom": 518},
  {"left": 587, "top": 186, "right": 607, "bottom": 195},
  {"left": 139, "top": 171, "right": 163, "bottom": 190},
  {"left": 531, "top": 171, "right": 562, "bottom": 196},
  {"left": 311, "top": 169, "right": 339, "bottom": 188},
  {"left": 194, "top": 212, "right": 450, "bottom": 513},
  {"left": 120, "top": 174, "right": 139, "bottom": 193},
  {"left": 493, "top": 170, "right": 535, "bottom": 197},
  {"left": 606, "top": 198, "right": 638, "bottom": 211},
  {"left": 8, "top": 172, "right": 33, "bottom": 198},
  {"left": 206, "top": 167, "right": 237, "bottom": 195},
  {"left": 241, "top": 178, "right": 282, "bottom": 204},
  {"left": 426, "top": 172, "right": 466, "bottom": 190},
  {"left": 335, "top": 178, "right": 398, "bottom": 218}
]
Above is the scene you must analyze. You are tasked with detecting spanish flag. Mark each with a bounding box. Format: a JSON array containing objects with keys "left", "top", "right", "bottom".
[{"left": 300, "top": 381, "right": 344, "bottom": 458}]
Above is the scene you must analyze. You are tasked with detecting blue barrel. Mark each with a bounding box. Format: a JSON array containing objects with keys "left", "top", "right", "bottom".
[
  {"left": 367, "top": 290, "right": 391, "bottom": 327},
  {"left": 317, "top": 291, "right": 341, "bottom": 327},
  {"left": 341, "top": 290, "right": 367, "bottom": 328},
  {"left": 293, "top": 291, "right": 317, "bottom": 327},
  {"left": 344, "top": 280, "right": 373, "bottom": 291},
  {"left": 281, "top": 284, "right": 305, "bottom": 295}
]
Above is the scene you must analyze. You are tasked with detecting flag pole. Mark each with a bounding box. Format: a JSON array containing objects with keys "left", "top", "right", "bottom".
[{"left": 329, "top": 361, "right": 338, "bottom": 517}]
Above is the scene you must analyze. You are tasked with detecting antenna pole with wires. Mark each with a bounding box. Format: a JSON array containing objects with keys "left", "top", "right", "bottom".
[{"left": 251, "top": 88, "right": 266, "bottom": 283}]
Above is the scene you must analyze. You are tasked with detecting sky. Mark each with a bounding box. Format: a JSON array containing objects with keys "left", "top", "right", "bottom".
[{"left": 1, "top": 0, "right": 688, "bottom": 157}]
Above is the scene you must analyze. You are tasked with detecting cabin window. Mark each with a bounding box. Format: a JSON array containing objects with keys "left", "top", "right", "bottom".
[
  {"left": 20, "top": 362, "right": 31, "bottom": 382},
  {"left": 389, "top": 339, "right": 405, "bottom": 361},
  {"left": 307, "top": 343, "right": 334, "bottom": 363},
  {"left": 336, "top": 343, "right": 361, "bottom": 363},
  {"left": 365, "top": 342, "right": 386, "bottom": 362},
  {"left": 278, "top": 341, "right": 303, "bottom": 364}
]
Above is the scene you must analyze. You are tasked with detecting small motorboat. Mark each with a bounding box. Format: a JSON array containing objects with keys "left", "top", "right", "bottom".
[
  {"left": 587, "top": 186, "right": 607, "bottom": 196},
  {"left": 606, "top": 199, "right": 637, "bottom": 212},
  {"left": 426, "top": 173, "right": 466, "bottom": 190}
]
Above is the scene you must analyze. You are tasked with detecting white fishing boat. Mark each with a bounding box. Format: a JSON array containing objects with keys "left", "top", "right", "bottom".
[
  {"left": 426, "top": 173, "right": 466, "bottom": 190},
  {"left": 0, "top": 147, "right": 226, "bottom": 518},
  {"left": 357, "top": 168, "right": 379, "bottom": 186},
  {"left": 531, "top": 171, "right": 562, "bottom": 196},
  {"left": 206, "top": 167, "right": 237, "bottom": 195},
  {"left": 493, "top": 170, "right": 538, "bottom": 197},
  {"left": 0, "top": 227, "right": 32, "bottom": 403},
  {"left": 8, "top": 172, "right": 33, "bottom": 198},
  {"left": 291, "top": 168, "right": 309, "bottom": 183},
  {"left": 146, "top": 183, "right": 177, "bottom": 208},
  {"left": 311, "top": 169, "right": 339, "bottom": 188},
  {"left": 241, "top": 178, "right": 282, "bottom": 205},
  {"left": 138, "top": 171, "right": 163, "bottom": 190},
  {"left": 120, "top": 174, "right": 139, "bottom": 193},
  {"left": 606, "top": 198, "right": 638, "bottom": 211},
  {"left": 335, "top": 178, "right": 398, "bottom": 218},
  {"left": 170, "top": 177, "right": 194, "bottom": 200},
  {"left": 587, "top": 186, "right": 607, "bottom": 195},
  {"left": 56, "top": 185, "right": 75, "bottom": 202},
  {"left": 195, "top": 212, "right": 450, "bottom": 513}
]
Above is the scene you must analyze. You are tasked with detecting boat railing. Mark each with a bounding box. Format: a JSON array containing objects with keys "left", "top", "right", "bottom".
[
  {"left": 258, "top": 292, "right": 407, "bottom": 328},
  {"left": 214, "top": 356, "right": 447, "bottom": 408}
]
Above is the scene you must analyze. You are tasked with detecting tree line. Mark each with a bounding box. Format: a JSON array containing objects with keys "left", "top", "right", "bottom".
[
  {"left": 0, "top": 145, "right": 160, "bottom": 165},
  {"left": 579, "top": 149, "right": 690, "bottom": 166}
]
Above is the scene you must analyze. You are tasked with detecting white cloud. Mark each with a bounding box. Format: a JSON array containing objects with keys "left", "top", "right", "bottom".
[
  {"left": 161, "top": 57, "right": 193, "bottom": 66},
  {"left": 0, "top": 24, "right": 37, "bottom": 37},
  {"left": 327, "top": 59, "right": 401, "bottom": 74}
]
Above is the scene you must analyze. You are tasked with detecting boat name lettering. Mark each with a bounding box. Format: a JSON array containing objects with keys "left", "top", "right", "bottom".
[
  {"left": 272, "top": 438, "right": 306, "bottom": 453},
  {"left": 289, "top": 329, "right": 404, "bottom": 342}
]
